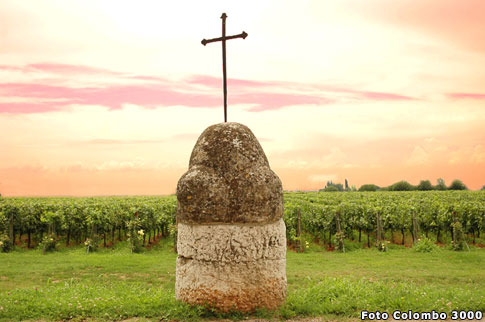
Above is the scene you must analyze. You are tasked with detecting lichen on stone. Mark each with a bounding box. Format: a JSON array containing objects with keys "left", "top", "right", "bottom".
[{"left": 176, "top": 122, "right": 283, "bottom": 224}]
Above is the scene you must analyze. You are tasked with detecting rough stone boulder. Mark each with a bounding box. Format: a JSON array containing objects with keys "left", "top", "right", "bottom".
[{"left": 175, "top": 122, "right": 286, "bottom": 312}]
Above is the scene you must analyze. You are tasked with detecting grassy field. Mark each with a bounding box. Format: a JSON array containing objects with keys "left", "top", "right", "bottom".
[{"left": 0, "top": 240, "right": 484, "bottom": 321}]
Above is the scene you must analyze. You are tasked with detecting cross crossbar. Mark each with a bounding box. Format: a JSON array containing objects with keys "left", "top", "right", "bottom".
[
  {"left": 201, "top": 13, "right": 247, "bottom": 122},
  {"left": 201, "top": 32, "right": 248, "bottom": 46}
]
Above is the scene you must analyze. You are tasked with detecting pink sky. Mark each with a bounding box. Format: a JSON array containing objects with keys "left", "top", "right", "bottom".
[{"left": 0, "top": 1, "right": 484, "bottom": 196}]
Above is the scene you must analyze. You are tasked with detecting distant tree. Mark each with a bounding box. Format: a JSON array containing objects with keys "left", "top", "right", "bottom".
[
  {"left": 324, "top": 181, "right": 344, "bottom": 192},
  {"left": 448, "top": 179, "right": 467, "bottom": 190},
  {"left": 345, "top": 179, "right": 350, "bottom": 191},
  {"left": 350, "top": 185, "right": 357, "bottom": 192},
  {"left": 417, "top": 180, "right": 433, "bottom": 191},
  {"left": 435, "top": 178, "right": 447, "bottom": 191},
  {"left": 323, "top": 186, "right": 339, "bottom": 192},
  {"left": 358, "top": 184, "right": 379, "bottom": 192},
  {"left": 481, "top": 185, "right": 485, "bottom": 191},
  {"left": 389, "top": 180, "right": 415, "bottom": 191}
]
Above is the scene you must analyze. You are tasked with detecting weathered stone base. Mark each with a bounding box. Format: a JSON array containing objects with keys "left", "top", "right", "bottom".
[
  {"left": 177, "top": 219, "right": 286, "bottom": 262},
  {"left": 175, "top": 218, "right": 287, "bottom": 312},
  {"left": 175, "top": 257, "right": 286, "bottom": 312}
]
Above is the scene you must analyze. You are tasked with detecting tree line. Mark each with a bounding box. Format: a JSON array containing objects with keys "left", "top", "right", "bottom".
[{"left": 320, "top": 178, "right": 477, "bottom": 192}]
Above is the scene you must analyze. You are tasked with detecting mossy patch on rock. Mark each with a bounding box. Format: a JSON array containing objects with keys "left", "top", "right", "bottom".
[{"left": 176, "top": 122, "right": 283, "bottom": 224}]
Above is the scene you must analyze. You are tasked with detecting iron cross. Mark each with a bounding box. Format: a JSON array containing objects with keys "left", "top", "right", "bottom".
[{"left": 201, "top": 13, "right": 248, "bottom": 123}]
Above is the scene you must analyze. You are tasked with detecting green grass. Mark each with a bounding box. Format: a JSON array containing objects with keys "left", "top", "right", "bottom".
[{"left": 0, "top": 241, "right": 484, "bottom": 321}]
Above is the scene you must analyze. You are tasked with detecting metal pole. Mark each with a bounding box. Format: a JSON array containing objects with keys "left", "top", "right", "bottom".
[{"left": 221, "top": 13, "right": 227, "bottom": 122}]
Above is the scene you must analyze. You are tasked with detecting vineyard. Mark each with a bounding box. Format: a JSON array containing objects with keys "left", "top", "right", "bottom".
[
  {"left": 0, "top": 196, "right": 177, "bottom": 252},
  {"left": 0, "top": 191, "right": 484, "bottom": 252},
  {"left": 284, "top": 190, "right": 485, "bottom": 251}
]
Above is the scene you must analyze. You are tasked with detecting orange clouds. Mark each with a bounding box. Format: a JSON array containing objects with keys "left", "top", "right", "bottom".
[
  {"left": 357, "top": 0, "right": 485, "bottom": 53},
  {"left": 0, "top": 1, "right": 484, "bottom": 196},
  {"left": 0, "top": 166, "right": 184, "bottom": 197}
]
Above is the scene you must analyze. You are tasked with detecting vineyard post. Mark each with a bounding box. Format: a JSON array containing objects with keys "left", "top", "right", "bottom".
[
  {"left": 8, "top": 213, "right": 14, "bottom": 243},
  {"left": 173, "top": 221, "right": 178, "bottom": 254},
  {"left": 380, "top": 213, "right": 385, "bottom": 241},
  {"left": 376, "top": 213, "right": 382, "bottom": 246},
  {"left": 336, "top": 211, "right": 342, "bottom": 235},
  {"left": 412, "top": 213, "right": 419, "bottom": 244},
  {"left": 297, "top": 208, "right": 303, "bottom": 253},
  {"left": 452, "top": 211, "right": 457, "bottom": 246},
  {"left": 90, "top": 224, "right": 97, "bottom": 240},
  {"left": 336, "top": 210, "right": 345, "bottom": 253},
  {"left": 452, "top": 210, "right": 470, "bottom": 251},
  {"left": 66, "top": 226, "right": 70, "bottom": 247},
  {"left": 111, "top": 226, "right": 115, "bottom": 246}
]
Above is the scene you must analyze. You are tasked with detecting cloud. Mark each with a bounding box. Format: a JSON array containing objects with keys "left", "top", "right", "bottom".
[
  {"left": 357, "top": 0, "right": 485, "bottom": 52},
  {"left": 239, "top": 93, "right": 335, "bottom": 112},
  {"left": 0, "top": 65, "right": 31, "bottom": 72},
  {"left": 27, "top": 63, "right": 120, "bottom": 75},
  {"left": 471, "top": 145, "right": 485, "bottom": 164},
  {"left": 308, "top": 174, "right": 338, "bottom": 183},
  {"left": 407, "top": 146, "right": 429, "bottom": 165},
  {"left": 188, "top": 75, "right": 276, "bottom": 89},
  {"left": 81, "top": 139, "right": 166, "bottom": 145},
  {"left": 189, "top": 75, "right": 416, "bottom": 102},
  {"left": 359, "top": 91, "right": 415, "bottom": 101},
  {"left": 423, "top": 137, "right": 448, "bottom": 152},
  {"left": 0, "top": 63, "right": 417, "bottom": 114},
  {"left": 280, "top": 147, "right": 348, "bottom": 169},
  {"left": 0, "top": 63, "right": 119, "bottom": 75},
  {"left": 0, "top": 82, "right": 220, "bottom": 113},
  {"left": 0, "top": 101, "right": 63, "bottom": 113},
  {"left": 127, "top": 75, "right": 168, "bottom": 82},
  {"left": 96, "top": 159, "right": 147, "bottom": 171},
  {"left": 448, "top": 93, "right": 485, "bottom": 100}
]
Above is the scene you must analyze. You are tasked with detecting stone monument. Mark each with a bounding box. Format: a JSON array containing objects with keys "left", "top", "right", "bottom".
[{"left": 175, "top": 122, "right": 286, "bottom": 312}]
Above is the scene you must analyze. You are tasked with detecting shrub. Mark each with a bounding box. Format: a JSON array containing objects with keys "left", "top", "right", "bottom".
[
  {"left": 448, "top": 179, "right": 467, "bottom": 190},
  {"left": 84, "top": 236, "right": 100, "bottom": 253},
  {"left": 413, "top": 237, "right": 438, "bottom": 252},
  {"left": 0, "top": 233, "right": 13, "bottom": 253},
  {"left": 288, "top": 228, "right": 310, "bottom": 252},
  {"left": 358, "top": 184, "right": 379, "bottom": 192},
  {"left": 389, "top": 180, "right": 415, "bottom": 191},
  {"left": 39, "top": 233, "right": 57, "bottom": 253},
  {"left": 417, "top": 180, "right": 433, "bottom": 191},
  {"left": 333, "top": 231, "right": 345, "bottom": 253},
  {"left": 435, "top": 178, "right": 447, "bottom": 190},
  {"left": 376, "top": 241, "right": 388, "bottom": 252},
  {"left": 126, "top": 218, "right": 144, "bottom": 253},
  {"left": 451, "top": 222, "right": 466, "bottom": 251}
]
